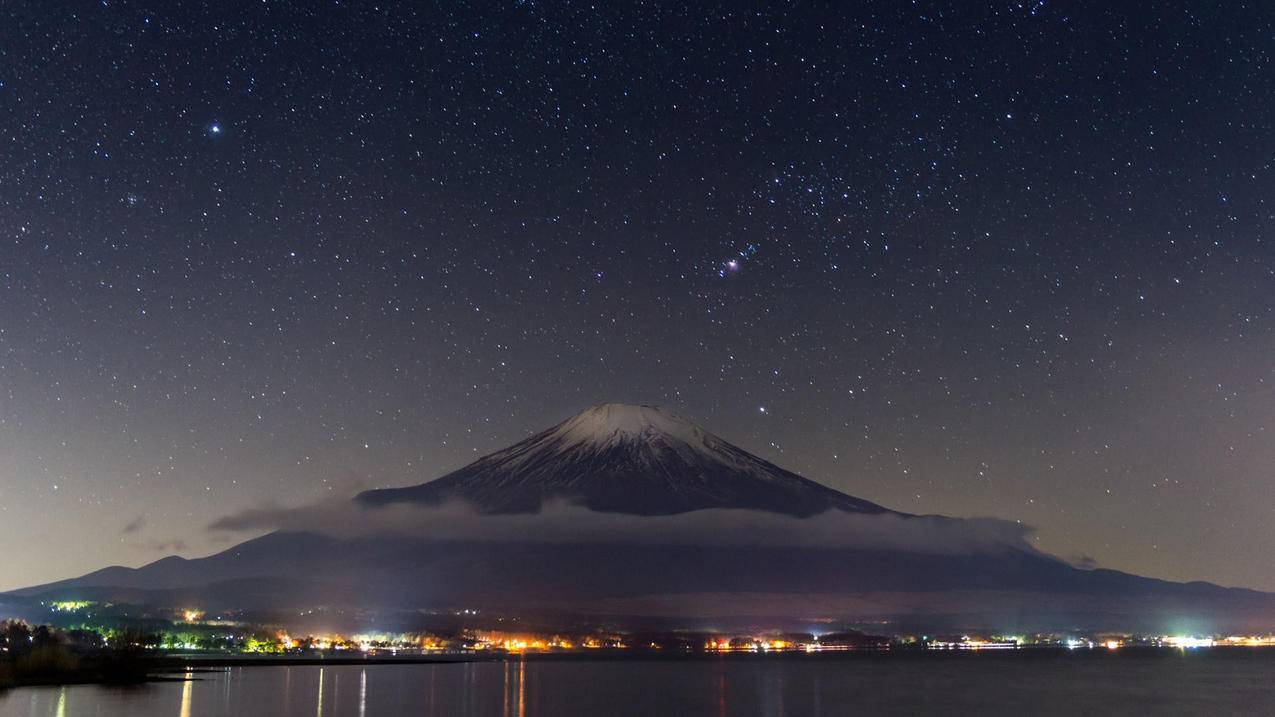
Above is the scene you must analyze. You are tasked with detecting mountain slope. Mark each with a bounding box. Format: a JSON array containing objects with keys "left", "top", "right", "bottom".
[
  {"left": 358, "top": 403, "right": 888, "bottom": 516},
  {"left": 13, "top": 533, "right": 1275, "bottom": 633},
  {"left": 9, "top": 403, "right": 1275, "bottom": 633}
]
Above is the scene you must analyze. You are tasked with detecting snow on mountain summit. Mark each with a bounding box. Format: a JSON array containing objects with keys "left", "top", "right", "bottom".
[
  {"left": 551, "top": 403, "right": 705, "bottom": 448},
  {"left": 358, "top": 403, "right": 892, "bottom": 517}
]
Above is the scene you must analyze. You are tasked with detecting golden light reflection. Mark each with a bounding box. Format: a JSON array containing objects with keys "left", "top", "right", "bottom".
[
  {"left": 178, "top": 671, "right": 193, "bottom": 717},
  {"left": 517, "top": 655, "right": 525, "bottom": 717}
]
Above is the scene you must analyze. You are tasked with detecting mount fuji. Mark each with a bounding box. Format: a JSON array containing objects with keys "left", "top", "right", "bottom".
[
  {"left": 9, "top": 403, "right": 1275, "bottom": 633},
  {"left": 358, "top": 403, "right": 889, "bottom": 516}
]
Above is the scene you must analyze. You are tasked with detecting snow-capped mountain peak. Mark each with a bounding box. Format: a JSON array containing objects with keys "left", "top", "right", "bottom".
[
  {"left": 358, "top": 403, "right": 891, "bottom": 517},
  {"left": 551, "top": 403, "right": 705, "bottom": 449}
]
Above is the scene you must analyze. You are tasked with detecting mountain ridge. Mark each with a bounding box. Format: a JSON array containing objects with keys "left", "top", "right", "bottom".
[{"left": 8, "top": 402, "right": 1275, "bottom": 633}]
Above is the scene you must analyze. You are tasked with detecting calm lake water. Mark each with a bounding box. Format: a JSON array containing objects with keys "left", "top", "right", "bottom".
[{"left": 4, "top": 650, "right": 1275, "bottom": 716}]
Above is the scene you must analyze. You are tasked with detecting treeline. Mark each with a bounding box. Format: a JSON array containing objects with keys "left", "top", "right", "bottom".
[{"left": 0, "top": 620, "right": 156, "bottom": 688}]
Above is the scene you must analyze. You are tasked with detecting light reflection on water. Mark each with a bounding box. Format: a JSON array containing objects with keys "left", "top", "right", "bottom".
[
  {"left": 4, "top": 651, "right": 1275, "bottom": 717},
  {"left": 358, "top": 669, "right": 366, "bottom": 717},
  {"left": 177, "top": 673, "right": 191, "bottom": 717}
]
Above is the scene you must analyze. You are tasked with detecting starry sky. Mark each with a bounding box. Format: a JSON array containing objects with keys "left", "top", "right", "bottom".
[{"left": 2, "top": 1, "right": 1274, "bottom": 592}]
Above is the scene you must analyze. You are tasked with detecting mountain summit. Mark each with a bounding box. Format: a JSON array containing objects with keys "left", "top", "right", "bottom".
[{"left": 358, "top": 403, "right": 890, "bottom": 517}]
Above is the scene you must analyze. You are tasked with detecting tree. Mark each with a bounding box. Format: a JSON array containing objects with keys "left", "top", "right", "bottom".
[{"left": 1, "top": 621, "right": 32, "bottom": 658}]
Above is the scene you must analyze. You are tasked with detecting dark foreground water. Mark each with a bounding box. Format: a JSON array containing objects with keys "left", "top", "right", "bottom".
[{"left": 4, "top": 650, "right": 1275, "bottom": 716}]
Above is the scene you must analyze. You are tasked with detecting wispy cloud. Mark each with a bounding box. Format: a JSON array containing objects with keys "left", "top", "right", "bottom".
[
  {"left": 121, "top": 515, "right": 146, "bottom": 534},
  {"left": 145, "top": 539, "right": 189, "bottom": 553}
]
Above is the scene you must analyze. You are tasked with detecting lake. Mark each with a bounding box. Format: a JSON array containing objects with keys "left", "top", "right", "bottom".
[{"left": 3, "top": 649, "right": 1274, "bottom": 716}]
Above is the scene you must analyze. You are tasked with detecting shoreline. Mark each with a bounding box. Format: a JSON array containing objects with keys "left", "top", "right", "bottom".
[
  {"left": 8, "top": 645, "right": 1275, "bottom": 691},
  {"left": 156, "top": 654, "right": 481, "bottom": 668}
]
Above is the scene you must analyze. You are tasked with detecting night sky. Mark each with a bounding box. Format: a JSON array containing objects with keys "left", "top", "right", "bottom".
[{"left": 2, "top": 1, "right": 1274, "bottom": 592}]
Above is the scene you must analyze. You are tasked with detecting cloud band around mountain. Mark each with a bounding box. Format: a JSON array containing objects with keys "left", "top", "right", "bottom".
[{"left": 209, "top": 498, "right": 1048, "bottom": 559}]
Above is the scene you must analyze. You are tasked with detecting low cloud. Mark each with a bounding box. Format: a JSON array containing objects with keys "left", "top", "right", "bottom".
[
  {"left": 121, "top": 516, "right": 146, "bottom": 534},
  {"left": 209, "top": 498, "right": 1049, "bottom": 559}
]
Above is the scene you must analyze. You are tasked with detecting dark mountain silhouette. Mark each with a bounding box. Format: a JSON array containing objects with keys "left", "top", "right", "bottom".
[
  {"left": 358, "top": 403, "right": 888, "bottom": 516},
  {"left": 8, "top": 404, "right": 1275, "bottom": 633}
]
